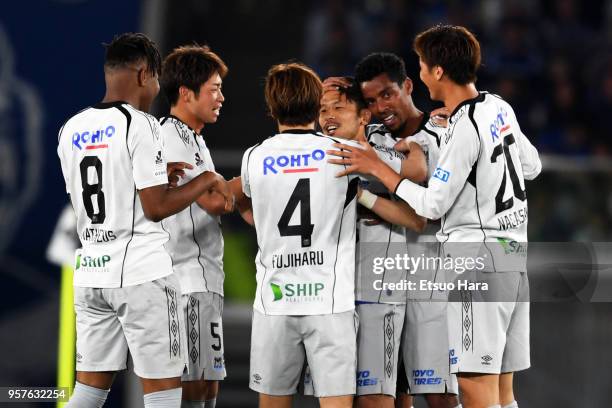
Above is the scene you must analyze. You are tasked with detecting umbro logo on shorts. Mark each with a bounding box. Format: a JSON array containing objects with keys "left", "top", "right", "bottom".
[
  {"left": 481, "top": 354, "right": 493, "bottom": 365},
  {"left": 253, "top": 374, "right": 262, "bottom": 384}
]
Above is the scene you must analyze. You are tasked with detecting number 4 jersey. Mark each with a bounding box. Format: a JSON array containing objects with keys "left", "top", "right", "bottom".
[
  {"left": 395, "top": 92, "right": 542, "bottom": 244},
  {"left": 241, "top": 130, "right": 359, "bottom": 315},
  {"left": 57, "top": 101, "right": 173, "bottom": 288}
]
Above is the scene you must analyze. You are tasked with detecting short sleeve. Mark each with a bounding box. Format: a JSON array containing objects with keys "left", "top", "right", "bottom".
[
  {"left": 241, "top": 146, "right": 254, "bottom": 198},
  {"left": 130, "top": 113, "right": 168, "bottom": 190}
]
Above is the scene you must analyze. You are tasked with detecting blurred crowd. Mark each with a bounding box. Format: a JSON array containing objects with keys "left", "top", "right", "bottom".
[{"left": 304, "top": 0, "right": 612, "bottom": 156}]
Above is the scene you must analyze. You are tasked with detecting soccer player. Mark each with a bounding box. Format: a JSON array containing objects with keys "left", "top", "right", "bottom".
[
  {"left": 325, "top": 53, "right": 461, "bottom": 408},
  {"left": 57, "top": 33, "right": 231, "bottom": 408},
  {"left": 241, "top": 62, "right": 359, "bottom": 408},
  {"left": 327, "top": 25, "right": 541, "bottom": 408},
  {"left": 319, "top": 78, "right": 426, "bottom": 231},
  {"left": 159, "top": 45, "right": 230, "bottom": 408}
]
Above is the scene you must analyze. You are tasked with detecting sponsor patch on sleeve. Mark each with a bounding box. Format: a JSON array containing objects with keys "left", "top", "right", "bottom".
[{"left": 432, "top": 167, "right": 450, "bottom": 182}]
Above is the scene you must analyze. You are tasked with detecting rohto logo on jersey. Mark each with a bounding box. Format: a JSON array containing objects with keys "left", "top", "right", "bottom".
[
  {"left": 270, "top": 282, "right": 324, "bottom": 302},
  {"left": 489, "top": 106, "right": 510, "bottom": 142},
  {"left": 72, "top": 125, "right": 115, "bottom": 150},
  {"left": 263, "top": 149, "right": 325, "bottom": 175},
  {"left": 433, "top": 167, "right": 450, "bottom": 183}
]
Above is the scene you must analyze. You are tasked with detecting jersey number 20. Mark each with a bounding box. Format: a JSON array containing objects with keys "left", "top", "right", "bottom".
[
  {"left": 490, "top": 134, "right": 526, "bottom": 214},
  {"left": 277, "top": 178, "right": 314, "bottom": 247}
]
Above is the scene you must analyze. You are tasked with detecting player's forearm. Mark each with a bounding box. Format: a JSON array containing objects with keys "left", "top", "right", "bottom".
[
  {"left": 401, "top": 143, "right": 428, "bottom": 183},
  {"left": 196, "top": 190, "right": 229, "bottom": 215},
  {"left": 371, "top": 197, "right": 427, "bottom": 232},
  {"left": 370, "top": 160, "right": 403, "bottom": 195},
  {"left": 394, "top": 179, "right": 446, "bottom": 220},
  {"left": 140, "top": 171, "right": 222, "bottom": 222}
]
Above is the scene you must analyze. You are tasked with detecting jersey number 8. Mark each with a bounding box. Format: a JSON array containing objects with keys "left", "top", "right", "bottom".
[{"left": 79, "top": 156, "right": 106, "bottom": 224}]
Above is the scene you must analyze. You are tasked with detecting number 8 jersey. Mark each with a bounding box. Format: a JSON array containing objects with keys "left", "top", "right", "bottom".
[
  {"left": 57, "top": 101, "right": 173, "bottom": 288},
  {"left": 241, "top": 130, "right": 359, "bottom": 315},
  {"left": 395, "top": 92, "right": 542, "bottom": 244}
]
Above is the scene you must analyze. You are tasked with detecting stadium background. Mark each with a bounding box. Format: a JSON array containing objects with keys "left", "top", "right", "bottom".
[{"left": 1, "top": 0, "right": 611, "bottom": 406}]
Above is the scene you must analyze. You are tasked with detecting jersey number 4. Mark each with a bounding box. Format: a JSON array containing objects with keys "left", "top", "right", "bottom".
[
  {"left": 277, "top": 178, "right": 314, "bottom": 247},
  {"left": 79, "top": 156, "right": 106, "bottom": 224},
  {"left": 490, "top": 134, "right": 526, "bottom": 214}
]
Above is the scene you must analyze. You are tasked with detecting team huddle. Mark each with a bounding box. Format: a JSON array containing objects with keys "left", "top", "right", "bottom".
[{"left": 57, "top": 24, "right": 541, "bottom": 408}]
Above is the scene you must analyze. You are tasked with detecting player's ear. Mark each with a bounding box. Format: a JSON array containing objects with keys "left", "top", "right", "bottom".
[
  {"left": 137, "top": 68, "right": 147, "bottom": 87},
  {"left": 434, "top": 65, "right": 444, "bottom": 81},
  {"left": 359, "top": 108, "right": 371, "bottom": 126},
  {"left": 178, "top": 86, "right": 191, "bottom": 102},
  {"left": 402, "top": 77, "right": 413, "bottom": 95}
]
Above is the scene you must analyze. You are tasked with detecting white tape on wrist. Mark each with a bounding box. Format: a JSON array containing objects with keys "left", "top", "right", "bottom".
[{"left": 358, "top": 189, "right": 378, "bottom": 210}]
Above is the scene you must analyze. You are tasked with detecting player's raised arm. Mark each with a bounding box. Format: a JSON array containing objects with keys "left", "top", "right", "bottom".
[
  {"left": 327, "top": 139, "right": 404, "bottom": 192},
  {"left": 394, "top": 116, "right": 479, "bottom": 220},
  {"left": 358, "top": 187, "right": 426, "bottom": 232},
  {"left": 398, "top": 141, "right": 428, "bottom": 182}
]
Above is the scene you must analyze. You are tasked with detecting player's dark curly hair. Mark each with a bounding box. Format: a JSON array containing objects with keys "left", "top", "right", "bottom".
[
  {"left": 103, "top": 32, "right": 162, "bottom": 75},
  {"left": 338, "top": 76, "right": 367, "bottom": 111},
  {"left": 355, "top": 52, "right": 408, "bottom": 86},
  {"left": 161, "top": 45, "right": 228, "bottom": 106},
  {"left": 414, "top": 24, "right": 481, "bottom": 85}
]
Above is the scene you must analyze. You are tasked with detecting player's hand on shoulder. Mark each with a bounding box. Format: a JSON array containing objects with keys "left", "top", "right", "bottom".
[
  {"left": 167, "top": 162, "right": 194, "bottom": 187},
  {"left": 430, "top": 107, "right": 450, "bottom": 127},
  {"left": 394, "top": 138, "right": 414, "bottom": 153},
  {"left": 327, "top": 140, "right": 379, "bottom": 177}
]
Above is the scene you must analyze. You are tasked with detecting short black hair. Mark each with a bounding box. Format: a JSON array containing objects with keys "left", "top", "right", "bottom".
[
  {"left": 355, "top": 52, "right": 407, "bottom": 86},
  {"left": 161, "top": 45, "right": 228, "bottom": 106},
  {"left": 338, "top": 77, "right": 367, "bottom": 111},
  {"left": 103, "top": 32, "right": 162, "bottom": 75},
  {"left": 414, "top": 25, "right": 481, "bottom": 85}
]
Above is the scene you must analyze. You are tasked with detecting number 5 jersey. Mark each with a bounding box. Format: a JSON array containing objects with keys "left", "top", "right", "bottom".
[
  {"left": 57, "top": 101, "right": 173, "bottom": 288},
  {"left": 241, "top": 130, "right": 359, "bottom": 315}
]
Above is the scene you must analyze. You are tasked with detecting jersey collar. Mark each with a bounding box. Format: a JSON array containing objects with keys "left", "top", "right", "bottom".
[
  {"left": 93, "top": 100, "right": 129, "bottom": 109},
  {"left": 449, "top": 92, "right": 486, "bottom": 119},
  {"left": 167, "top": 114, "right": 201, "bottom": 136},
  {"left": 279, "top": 129, "right": 315, "bottom": 134}
]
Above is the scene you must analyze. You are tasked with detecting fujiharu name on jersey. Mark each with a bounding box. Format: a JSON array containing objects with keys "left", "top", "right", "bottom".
[{"left": 271, "top": 250, "right": 324, "bottom": 269}]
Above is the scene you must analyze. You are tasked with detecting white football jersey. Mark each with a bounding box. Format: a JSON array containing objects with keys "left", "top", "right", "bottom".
[
  {"left": 160, "top": 116, "right": 224, "bottom": 295},
  {"left": 356, "top": 118, "right": 445, "bottom": 302},
  {"left": 356, "top": 125, "right": 407, "bottom": 304},
  {"left": 241, "top": 130, "right": 358, "bottom": 315},
  {"left": 395, "top": 92, "right": 542, "bottom": 247},
  {"left": 57, "top": 101, "right": 173, "bottom": 288}
]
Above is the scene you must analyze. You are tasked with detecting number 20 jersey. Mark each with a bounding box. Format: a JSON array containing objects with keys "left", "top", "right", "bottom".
[
  {"left": 241, "top": 130, "right": 359, "bottom": 315},
  {"left": 57, "top": 101, "right": 173, "bottom": 288},
  {"left": 396, "top": 92, "right": 542, "bottom": 244}
]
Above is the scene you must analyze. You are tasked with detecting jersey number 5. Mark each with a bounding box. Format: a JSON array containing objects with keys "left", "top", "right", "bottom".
[
  {"left": 79, "top": 156, "right": 106, "bottom": 224},
  {"left": 277, "top": 178, "right": 314, "bottom": 247},
  {"left": 490, "top": 134, "right": 526, "bottom": 214}
]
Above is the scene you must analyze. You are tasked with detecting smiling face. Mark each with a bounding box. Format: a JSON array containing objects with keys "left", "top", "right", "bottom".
[
  {"left": 186, "top": 71, "right": 224, "bottom": 125},
  {"left": 360, "top": 73, "right": 413, "bottom": 134},
  {"left": 319, "top": 90, "right": 369, "bottom": 140}
]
